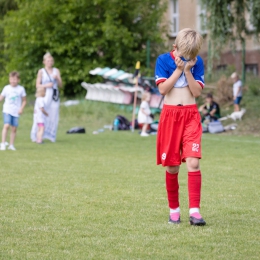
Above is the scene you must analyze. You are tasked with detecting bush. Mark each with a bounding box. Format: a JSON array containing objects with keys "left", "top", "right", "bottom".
[
  {"left": 247, "top": 75, "right": 260, "bottom": 96},
  {"left": 216, "top": 75, "right": 233, "bottom": 104}
]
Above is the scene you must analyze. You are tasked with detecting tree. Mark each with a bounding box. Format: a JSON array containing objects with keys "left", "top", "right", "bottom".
[
  {"left": 0, "top": 0, "right": 17, "bottom": 74},
  {"left": 1, "top": 0, "right": 167, "bottom": 96},
  {"left": 201, "top": 0, "right": 260, "bottom": 82},
  {"left": 0, "top": 0, "right": 17, "bottom": 19}
]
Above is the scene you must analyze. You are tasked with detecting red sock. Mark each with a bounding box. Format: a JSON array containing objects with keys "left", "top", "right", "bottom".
[
  {"left": 188, "top": 170, "right": 201, "bottom": 208},
  {"left": 166, "top": 171, "right": 179, "bottom": 209}
]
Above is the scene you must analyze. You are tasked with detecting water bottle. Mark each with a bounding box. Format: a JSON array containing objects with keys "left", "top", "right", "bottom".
[{"left": 113, "top": 118, "right": 119, "bottom": 131}]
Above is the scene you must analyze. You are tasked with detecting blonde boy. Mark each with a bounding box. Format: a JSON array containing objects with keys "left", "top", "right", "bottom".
[
  {"left": 0, "top": 71, "right": 26, "bottom": 150},
  {"left": 155, "top": 28, "right": 206, "bottom": 225}
]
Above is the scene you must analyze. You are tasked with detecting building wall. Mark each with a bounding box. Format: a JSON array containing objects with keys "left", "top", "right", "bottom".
[{"left": 166, "top": 0, "right": 260, "bottom": 76}]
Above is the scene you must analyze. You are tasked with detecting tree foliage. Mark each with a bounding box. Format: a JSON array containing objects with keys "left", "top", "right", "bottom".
[
  {"left": 201, "top": 0, "right": 260, "bottom": 82},
  {"left": 201, "top": 0, "right": 260, "bottom": 48},
  {"left": 0, "top": 0, "right": 17, "bottom": 73},
  {"left": 0, "top": 0, "right": 17, "bottom": 18},
  {"left": 0, "top": 0, "right": 167, "bottom": 96}
]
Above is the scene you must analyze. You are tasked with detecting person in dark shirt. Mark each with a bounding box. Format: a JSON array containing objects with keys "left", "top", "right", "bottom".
[{"left": 199, "top": 93, "right": 220, "bottom": 123}]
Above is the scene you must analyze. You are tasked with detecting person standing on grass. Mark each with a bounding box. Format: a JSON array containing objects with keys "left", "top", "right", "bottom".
[
  {"left": 0, "top": 71, "right": 26, "bottom": 151},
  {"left": 155, "top": 28, "right": 206, "bottom": 226},
  {"left": 137, "top": 91, "right": 153, "bottom": 137},
  {"left": 231, "top": 72, "right": 243, "bottom": 112},
  {"left": 31, "top": 52, "right": 62, "bottom": 143},
  {"left": 32, "top": 87, "right": 48, "bottom": 144}
]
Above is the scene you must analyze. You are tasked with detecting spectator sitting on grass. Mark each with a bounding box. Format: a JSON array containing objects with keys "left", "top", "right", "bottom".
[{"left": 199, "top": 93, "right": 220, "bottom": 123}]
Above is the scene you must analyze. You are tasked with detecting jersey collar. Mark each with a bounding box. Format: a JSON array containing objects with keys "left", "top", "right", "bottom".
[{"left": 170, "top": 50, "right": 175, "bottom": 60}]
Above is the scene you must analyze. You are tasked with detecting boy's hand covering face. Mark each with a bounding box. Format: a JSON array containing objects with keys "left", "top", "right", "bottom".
[
  {"left": 175, "top": 56, "right": 185, "bottom": 71},
  {"left": 184, "top": 58, "right": 197, "bottom": 72}
]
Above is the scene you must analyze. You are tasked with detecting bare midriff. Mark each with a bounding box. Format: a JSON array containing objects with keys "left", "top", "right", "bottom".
[{"left": 163, "top": 86, "right": 196, "bottom": 106}]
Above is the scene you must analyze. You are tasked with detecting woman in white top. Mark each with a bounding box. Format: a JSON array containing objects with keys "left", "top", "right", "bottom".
[
  {"left": 30, "top": 52, "right": 62, "bottom": 142},
  {"left": 138, "top": 91, "right": 153, "bottom": 137}
]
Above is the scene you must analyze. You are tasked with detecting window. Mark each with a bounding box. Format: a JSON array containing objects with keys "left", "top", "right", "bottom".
[
  {"left": 245, "top": 64, "right": 258, "bottom": 75},
  {"left": 197, "top": 0, "right": 207, "bottom": 34},
  {"left": 247, "top": 9, "right": 255, "bottom": 32},
  {"left": 216, "top": 65, "right": 227, "bottom": 71},
  {"left": 169, "top": 0, "right": 179, "bottom": 37}
]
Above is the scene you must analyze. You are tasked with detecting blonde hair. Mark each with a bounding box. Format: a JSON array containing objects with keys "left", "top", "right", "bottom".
[
  {"left": 231, "top": 72, "right": 239, "bottom": 79},
  {"left": 175, "top": 28, "right": 203, "bottom": 60},
  {"left": 9, "top": 71, "right": 20, "bottom": 79},
  {"left": 35, "top": 87, "right": 46, "bottom": 98},
  {"left": 141, "top": 91, "right": 151, "bottom": 101},
  {"left": 43, "top": 52, "right": 53, "bottom": 61}
]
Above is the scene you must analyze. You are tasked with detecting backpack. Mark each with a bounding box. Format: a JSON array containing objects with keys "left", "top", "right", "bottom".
[
  {"left": 208, "top": 121, "right": 224, "bottom": 134},
  {"left": 113, "top": 115, "right": 131, "bottom": 130}
]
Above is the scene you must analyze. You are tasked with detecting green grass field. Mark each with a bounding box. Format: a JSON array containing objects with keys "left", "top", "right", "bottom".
[{"left": 1, "top": 100, "right": 260, "bottom": 259}]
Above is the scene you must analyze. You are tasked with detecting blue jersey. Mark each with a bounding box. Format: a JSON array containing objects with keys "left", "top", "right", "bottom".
[{"left": 155, "top": 52, "right": 205, "bottom": 88}]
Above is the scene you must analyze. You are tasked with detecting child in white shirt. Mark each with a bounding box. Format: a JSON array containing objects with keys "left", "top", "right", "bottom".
[
  {"left": 138, "top": 92, "right": 153, "bottom": 137},
  {"left": 33, "top": 87, "right": 48, "bottom": 144},
  {"left": 0, "top": 71, "right": 26, "bottom": 151},
  {"left": 231, "top": 72, "right": 243, "bottom": 112}
]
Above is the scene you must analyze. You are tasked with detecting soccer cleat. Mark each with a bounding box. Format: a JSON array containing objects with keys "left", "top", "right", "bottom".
[
  {"left": 140, "top": 132, "right": 149, "bottom": 137},
  {"left": 168, "top": 213, "right": 181, "bottom": 224},
  {"left": 8, "top": 145, "right": 16, "bottom": 151},
  {"left": 0, "top": 143, "right": 6, "bottom": 150},
  {"left": 189, "top": 212, "right": 206, "bottom": 226}
]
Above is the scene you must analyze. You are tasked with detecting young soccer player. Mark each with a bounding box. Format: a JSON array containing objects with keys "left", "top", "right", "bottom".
[
  {"left": 155, "top": 28, "right": 206, "bottom": 226},
  {"left": 0, "top": 71, "right": 26, "bottom": 151}
]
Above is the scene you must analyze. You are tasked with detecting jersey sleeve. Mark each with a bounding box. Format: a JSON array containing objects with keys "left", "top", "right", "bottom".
[
  {"left": 212, "top": 103, "right": 218, "bottom": 110},
  {"left": 155, "top": 55, "right": 168, "bottom": 86},
  {"left": 193, "top": 56, "right": 205, "bottom": 88},
  {"left": 237, "top": 80, "right": 242, "bottom": 88},
  {"left": 140, "top": 101, "right": 146, "bottom": 109},
  {"left": 21, "top": 87, "right": 26, "bottom": 97}
]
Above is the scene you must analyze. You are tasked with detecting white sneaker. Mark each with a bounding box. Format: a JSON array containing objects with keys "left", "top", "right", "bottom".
[
  {"left": 140, "top": 132, "right": 149, "bottom": 137},
  {"left": 0, "top": 143, "right": 6, "bottom": 150},
  {"left": 8, "top": 145, "right": 16, "bottom": 151}
]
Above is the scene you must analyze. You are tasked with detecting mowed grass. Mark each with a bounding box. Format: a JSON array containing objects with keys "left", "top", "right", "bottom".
[{"left": 1, "top": 100, "right": 260, "bottom": 259}]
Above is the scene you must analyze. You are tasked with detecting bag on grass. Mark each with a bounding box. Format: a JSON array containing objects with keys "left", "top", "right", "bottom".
[
  {"left": 208, "top": 121, "right": 224, "bottom": 134},
  {"left": 112, "top": 115, "right": 131, "bottom": 130},
  {"left": 66, "top": 127, "right": 86, "bottom": 134}
]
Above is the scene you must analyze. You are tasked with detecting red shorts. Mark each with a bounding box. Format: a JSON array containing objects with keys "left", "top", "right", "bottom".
[{"left": 157, "top": 104, "right": 202, "bottom": 166}]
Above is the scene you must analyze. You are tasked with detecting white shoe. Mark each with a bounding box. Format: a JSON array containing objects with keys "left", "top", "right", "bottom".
[
  {"left": 140, "top": 132, "right": 149, "bottom": 137},
  {"left": 0, "top": 143, "right": 6, "bottom": 150},
  {"left": 8, "top": 145, "right": 16, "bottom": 151}
]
